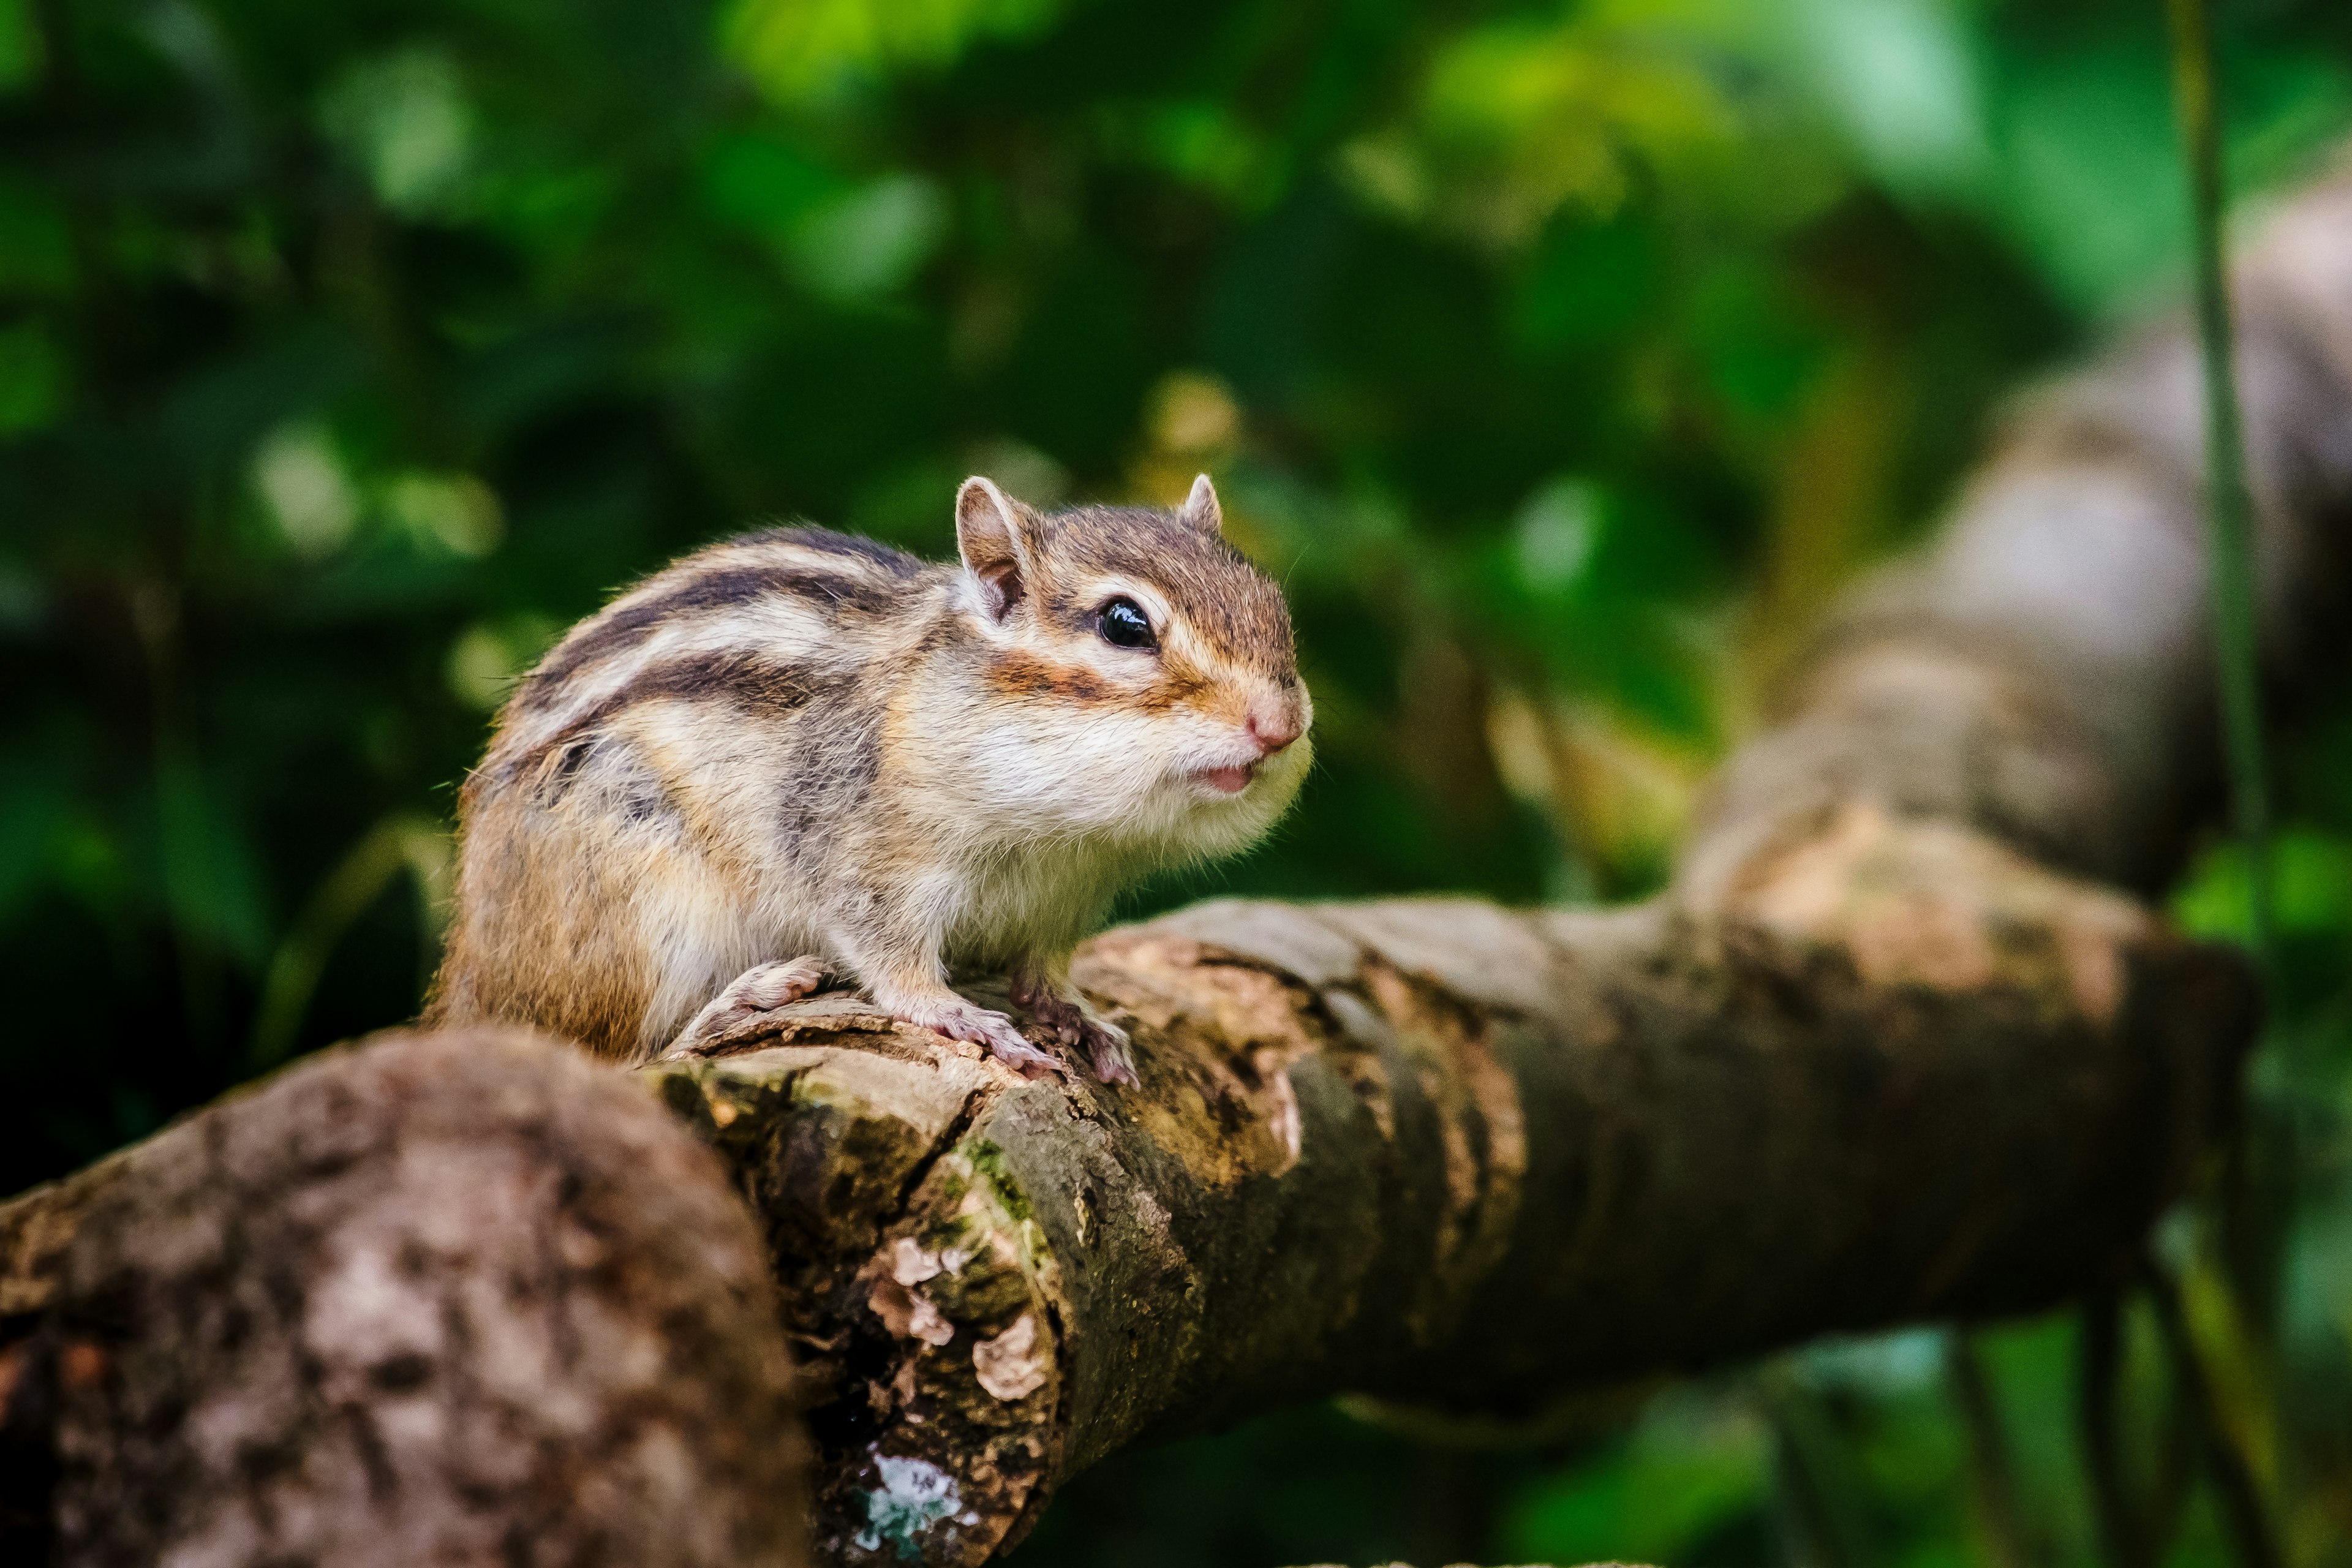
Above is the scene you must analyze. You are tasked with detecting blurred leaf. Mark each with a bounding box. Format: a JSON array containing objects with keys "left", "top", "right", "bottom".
[
  {"left": 701, "top": 130, "right": 845, "bottom": 234},
  {"left": 1109, "top": 99, "right": 1285, "bottom": 210},
  {"left": 447, "top": 614, "right": 564, "bottom": 710},
  {"left": 1686, "top": 258, "right": 1828, "bottom": 426},
  {"left": 155, "top": 759, "right": 271, "bottom": 969},
  {"left": 1800, "top": 1328, "right": 1948, "bottom": 1397},
  {"left": 161, "top": 326, "right": 365, "bottom": 472},
  {"left": 253, "top": 420, "right": 360, "bottom": 559},
  {"left": 1405, "top": 10, "right": 1743, "bottom": 246},
  {"left": 320, "top": 48, "right": 475, "bottom": 217},
  {"left": 1513, "top": 477, "right": 1604, "bottom": 592},
  {"left": 722, "top": 0, "right": 1063, "bottom": 107},
  {"left": 1983, "top": 33, "right": 2352, "bottom": 317},
  {"left": 0, "top": 766, "right": 71, "bottom": 920},
  {"left": 1512, "top": 214, "right": 1662, "bottom": 350},
  {"left": 1780, "top": 0, "right": 1991, "bottom": 202},
  {"left": 0, "top": 176, "right": 74, "bottom": 293},
  {"left": 1505, "top": 1388, "right": 1773, "bottom": 1565},
  {"left": 0, "top": 557, "right": 40, "bottom": 635},
  {"left": 788, "top": 173, "right": 947, "bottom": 299},
  {"left": 0, "top": 315, "right": 64, "bottom": 434},
  {"left": 380, "top": 472, "right": 504, "bottom": 559},
  {"left": 249, "top": 811, "right": 450, "bottom": 1070},
  {"left": 1986, "top": 36, "right": 2188, "bottom": 315},
  {"left": 0, "top": 0, "right": 40, "bottom": 95},
  {"left": 2173, "top": 827, "right": 2352, "bottom": 943},
  {"left": 699, "top": 134, "right": 944, "bottom": 298}
]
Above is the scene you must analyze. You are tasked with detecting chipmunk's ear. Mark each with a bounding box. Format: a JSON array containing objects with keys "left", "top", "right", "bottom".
[
  {"left": 956, "top": 477, "right": 1035, "bottom": 621},
  {"left": 1178, "top": 473, "right": 1223, "bottom": 535}
]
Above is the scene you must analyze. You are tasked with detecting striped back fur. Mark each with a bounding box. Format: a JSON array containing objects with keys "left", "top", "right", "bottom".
[{"left": 426, "top": 481, "right": 1311, "bottom": 1062}]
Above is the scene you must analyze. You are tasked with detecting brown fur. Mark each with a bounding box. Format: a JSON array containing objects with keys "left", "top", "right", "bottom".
[{"left": 426, "top": 476, "right": 1311, "bottom": 1080}]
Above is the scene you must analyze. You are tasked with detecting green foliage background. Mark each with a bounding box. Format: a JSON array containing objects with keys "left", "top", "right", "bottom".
[{"left": 5, "top": 0, "right": 2352, "bottom": 1562}]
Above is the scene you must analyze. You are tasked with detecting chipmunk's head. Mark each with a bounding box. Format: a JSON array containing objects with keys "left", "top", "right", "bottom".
[{"left": 951, "top": 473, "right": 1312, "bottom": 862}]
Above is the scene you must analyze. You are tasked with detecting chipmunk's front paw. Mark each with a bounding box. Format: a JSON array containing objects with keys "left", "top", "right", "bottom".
[
  {"left": 664, "top": 956, "right": 829, "bottom": 1058},
  {"left": 902, "top": 999, "right": 1065, "bottom": 1080},
  {"left": 1010, "top": 974, "right": 1138, "bottom": 1087},
  {"left": 1077, "top": 1013, "right": 1139, "bottom": 1087}
]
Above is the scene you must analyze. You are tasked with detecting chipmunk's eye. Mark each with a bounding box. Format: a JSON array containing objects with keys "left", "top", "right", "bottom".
[{"left": 1096, "top": 597, "right": 1157, "bottom": 650}]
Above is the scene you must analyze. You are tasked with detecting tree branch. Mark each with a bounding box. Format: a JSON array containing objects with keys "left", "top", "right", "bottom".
[{"left": 632, "top": 828, "right": 2247, "bottom": 1563}]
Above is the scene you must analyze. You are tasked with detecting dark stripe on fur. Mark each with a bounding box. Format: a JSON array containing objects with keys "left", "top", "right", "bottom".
[
  {"left": 518, "top": 560, "right": 901, "bottom": 705},
  {"left": 627, "top": 648, "right": 840, "bottom": 714},
  {"left": 986, "top": 649, "right": 1113, "bottom": 704},
  {"left": 507, "top": 650, "right": 850, "bottom": 778},
  {"left": 1134, "top": 668, "right": 1213, "bottom": 712}
]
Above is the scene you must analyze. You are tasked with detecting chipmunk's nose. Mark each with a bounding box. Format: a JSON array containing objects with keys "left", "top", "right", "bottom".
[{"left": 1246, "top": 701, "right": 1305, "bottom": 756}]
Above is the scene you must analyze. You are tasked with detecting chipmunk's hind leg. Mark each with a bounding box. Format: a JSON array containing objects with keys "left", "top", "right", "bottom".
[
  {"left": 662, "top": 955, "right": 831, "bottom": 1059},
  {"left": 1011, "top": 959, "right": 1139, "bottom": 1088}
]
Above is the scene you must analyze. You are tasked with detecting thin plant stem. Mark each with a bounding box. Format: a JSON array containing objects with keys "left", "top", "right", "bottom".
[
  {"left": 2076, "top": 1293, "right": 2148, "bottom": 1568},
  {"left": 1948, "top": 1330, "right": 2035, "bottom": 1568},
  {"left": 2165, "top": 18, "right": 2296, "bottom": 1537},
  {"left": 2146, "top": 1260, "right": 2280, "bottom": 1568},
  {"left": 2165, "top": 0, "right": 2275, "bottom": 977},
  {"left": 2150, "top": 1364, "right": 2199, "bottom": 1566},
  {"left": 247, "top": 813, "right": 445, "bottom": 1073},
  {"left": 1760, "top": 1363, "right": 1875, "bottom": 1568},
  {"left": 2078, "top": 1289, "right": 2201, "bottom": 1568}
]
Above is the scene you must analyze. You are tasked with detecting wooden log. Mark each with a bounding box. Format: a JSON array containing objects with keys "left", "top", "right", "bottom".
[{"left": 2, "top": 1028, "right": 807, "bottom": 1568}]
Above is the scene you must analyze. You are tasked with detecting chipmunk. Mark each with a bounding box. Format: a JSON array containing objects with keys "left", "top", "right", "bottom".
[{"left": 423, "top": 475, "right": 1311, "bottom": 1084}]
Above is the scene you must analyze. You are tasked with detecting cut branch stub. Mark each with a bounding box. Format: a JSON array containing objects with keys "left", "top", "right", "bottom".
[
  {"left": 1, "top": 1028, "right": 808, "bottom": 1568},
  {"left": 643, "top": 810, "right": 2252, "bottom": 1568}
]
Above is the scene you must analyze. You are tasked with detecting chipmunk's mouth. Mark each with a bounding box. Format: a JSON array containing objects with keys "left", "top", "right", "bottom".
[{"left": 1195, "top": 763, "right": 1254, "bottom": 795}]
